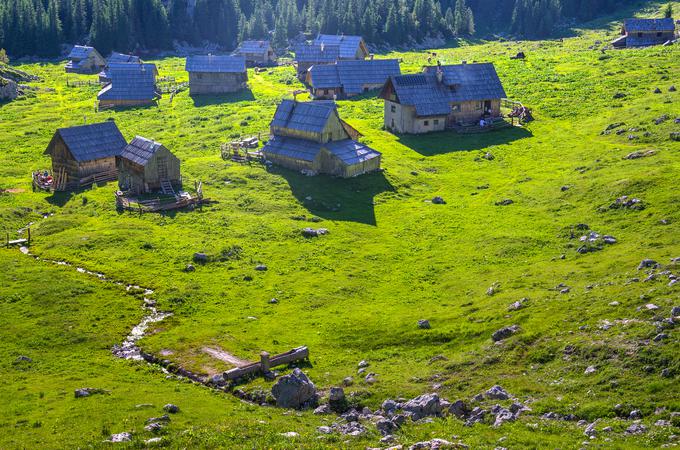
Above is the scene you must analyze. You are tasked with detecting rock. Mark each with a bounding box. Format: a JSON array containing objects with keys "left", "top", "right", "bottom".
[
  {"left": 483, "top": 152, "right": 495, "bottom": 160},
  {"left": 302, "top": 228, "right": 328, "bottom": 237},
  {"left": 612, "top": 92, "right": 626, "bottom": 99},
  {"left": 662, "top": 368, "right": 672, "bottom": 378},
  {"left": 314, "top": 404, "right": 331, "bottom": 415},
  {"left": 163, "top": 404, "right": 179, "bottom": 414},
  {"left": 144, "top": 422, "right": 165, "bottom": 433},
  {"left": 418, "top": 319, "right": 431, "bottom": 329},
  {"left": 75, "top": 388, "right": 104, "bottom": 398},
  {"left": 184, "top": 264, "right": 195, "bottom": 272},
  {"left": 654, "top": 333, "right": 668, "bottom": 342},
  {"left": 145, "top": 437, "right": 162, "bottom": 444},
  {"left": 491, "top": 405, "right": 515, "bottom": 427},
  {"left": 338, "top": 421, "right": 366, "bottom": 436},
  {"left": 653, "top": 87, "right": 662, "bottom": 94},
  {"left": 670, "top": 85, "right": 677, "bottom": 92},
  {"left": 623, "top": 149, "right": 657, "bottom": 159},
  {"left": 193, "top": 252, "right": 208, "bottom": 263},
  {"left": 625, "top": 423, "right": 647, "bottom": 435},
  {"left": 271, "top": 368, "right": 318, "bottom": 409},
  {"left": 610, "top": 196, "right": 644, "bottom": 210},
  {"left": 584, "top": 421, "right": 598, "bottom": 438},
  {"left": 342, "top": 376, "right": 354, "bottom": 386},
  {"left": 508, "top": 298, "right": 528, "bottom": 311},
  {"left": 329, "top": 386, "right": 347, "bottom": 413},
  {"left": 108, "top": 432, "right": 132, "bottom": 443},
  {"left": 609, "top": 301, "right": 620, "bottom": 306},
  {"left": 486, "top": 385, "right": 511, "bottom": 400},
  {"left": 495, "top": 199, "right": 514, "bottom": 206},
  {"left": 15, "top": 355, "right": 32, "bottom": 362},
  {"left": 672, "top": 132, "right": 680, "bottom": 142},
  {"left": 465, "top": 407, "right": 488, "bottom": 426},
  {"left": 255, "top": 264, "right": 267, "bottom": 271},
  {"left": 638, "top": 259, "right": 658, "bottom": 270},
  {"left": 645, "top": 303, "right": 660, "bottom": 311},
  {"left": 629, "top": 410, "right": 642, "bottom": 419},
  {"left": 409, "top": 438, "right": 460, "bottom": 450},
  {"left": 492, "top": 325, "right": 520, "bottom": 342},
  {"left": 317, "top": 425, "right": 333, "bottom": 434},
  {"left": 584, "top": 365, "right": 597, "bottom": 375},
  {"left": 358, "top": 360, "right": 369, "bottom": 368},
  {"left": 365, "top": 373, "right": 378, "bottom": 384},
  {"left": 377, "top": 418, "right": 398, "bottom": 436},
  {"left": 671, "top": 306, "right": 680, "bottom": 317},
  {"left": 561, "top": 185, "right": 570, "bottom": 191},
  {"left": 432, "top": 196, "right": 446, "bottom": 204},
  {"left": 269, "top": 298, "right": 279, "bottom": 304},
  {"left": 449, "top": 400, "right": 470, "bottom": 419},
  {"left": 402, "top": 393, "right": 444, "bottom": 420}
]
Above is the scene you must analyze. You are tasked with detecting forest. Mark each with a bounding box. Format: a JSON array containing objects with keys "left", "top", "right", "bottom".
[{"left": 0, "top": 0, "right": 639, "bottom": 58}]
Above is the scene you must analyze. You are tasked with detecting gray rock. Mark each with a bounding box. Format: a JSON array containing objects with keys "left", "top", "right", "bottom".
[
  {"left": 584, "top": 365, "right": 597, "bottom": 375},
  {"left": 654, "top": 333, "right": 668, "bottom": 342},
  {"left": 377, "top": 418, "right": 397, "bottom": 436},
  {"left": 255, "top": 264, "right": 268, "bottom": 271},
  {"left": 145, "top": 437, "right": 163, "bottom": 444},
  {"left": 486, "top": 385, "right": 511, "bottom": 400},
  {"left": 144, "top": 422, "right": 164, "bottom": 433},
  {"left": 314, "top": 404, "right": 331, "bottom": 415},
  {"left": 638, "top": 259, "right": 658, "bottom": 270},
  {"left": 338, "top": 421, "right": 366, "bottom": 436},
  {"left": 584, "top": 421, "right": 598, "bottom": 438},
  {"left": 629, "top": 410, "right": 642, "bottom": 419},
  {"left": 495, "top": 199, "right": 514, "bottom": 206},
  {"left": 75, "top": 388, "right": 104, "bottom": 398},
  {"left": 15, "top": 355, "right": 32, "bottom": 363},
  {"left": 302, "top": 228, "right": 329, "bottom": 238},
  {"left": 317, "top": 425, "right": 333, "bottom": 434},
  {"left": 342, "top": 376, "right": 354, "bottom": 386},
  {"left": 465, "top": 407, "right": 488, "bottom": 426},
  {"left": 184, "top": 264, "right": 195, "bottom": 272},
  {"left": 418, "top": 319, "right": 431, "bottom": 329},
  {"left": 449, "top": 400, "right": 470, "bottom": 419},
  {"left": 625, "top": 423, "right": 647, "bottom": 435},
  {"left": 193, "top": 252, "right": 208, "bottom": 263},
  {"left": 661, "top": 368, "right": 672, "bottom": 378},
  {"left": 492, "top": 325, "right": 520, "bottom": 342},
  {"left": 365, "top": 373, "right": 378, "bottom": 384},
  {"left": 382, "top": 399, "right": 398, "bottom": 414},
  {"left": 163, "top": 404, "right": 179, "bottom": 414},
  {"left": 358, "top": 360, "right": 369, "bottom": 368},
  {"left": 271, "top": 368, "right": 317, "bottom": 409},
  {"left": 492, "top": 406, "right": 515, "bottom": 427},
  {"left": 671, "top": 306, "right": 680, "bottom": 317},
  {"left": 432, "top": 196, "right": 446, "bottom": 205},
  {"left": 108, "top": 432, "right": 132, "bottom": 443},
  {"left": 409, "top": 438, "right": 458, "bottom": 450},
  {"left": 402, "top": 393, "right": 444, "bottom": 420},
  {"left": 329, "top": 386, "right": 345, "bottom": 402},
  {"left": 483, "top": 152, "right": 495, "bottom": 160}
]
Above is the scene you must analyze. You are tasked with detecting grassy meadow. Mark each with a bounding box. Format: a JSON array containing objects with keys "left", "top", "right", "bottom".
[{"left": 1, "top": 2, "right": 679, "bottom": 448}]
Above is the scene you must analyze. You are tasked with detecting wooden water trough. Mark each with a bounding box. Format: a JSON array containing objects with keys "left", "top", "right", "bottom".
[
  {"left": 223, "top": 346, "right": 309, "bottom": 380},
  {"left": 6, "top": 227, "right": 30, "bottom": 248}
]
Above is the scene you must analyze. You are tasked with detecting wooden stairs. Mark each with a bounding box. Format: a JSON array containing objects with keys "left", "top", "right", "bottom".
[{"left": 160, "top": 180, "right": 176, "bottom": 196}]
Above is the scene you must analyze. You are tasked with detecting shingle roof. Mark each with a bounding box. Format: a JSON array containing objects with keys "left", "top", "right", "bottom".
[
  {"left": 48, "top": 121, "right": 127, "bottom": 162},
  {"left": 263, "top": 136, "right": 380, "bottom": 165},
  {"left": 100, "top": 62, "right": 157, "bottom": 80},
  {"left": 270, "top": 100, "right": 338, "bottom": 134},
  {"left": 119, "top": 136, "right": 163, "bottom": 166},
  {"left": 624, "top": 18, "right": 675, "bottom": 32},
  {"left": 185, "top": 55, "right": 246, "bottom": 73},
  {"left": 313, "top": 34, "right": 366, "bottom": 59},
  {"left": 98, "top": 64, "right": 158, "bottom": 101},
  {"left": 237, "top": 40, "right": 271, "bottom": 55},
  {"left": 294, "top": 43, "right": 340, "bottom": 63},
  {"left": 107, "top": 52, "right": 141, "bottom": 64},
  {"left": 387, "top": 63, "right": 506, "bottom": 117},
  {"left": 68, "top": 45, "right": 94, "bottom": 60},
  {"left": 309, "top": 59, "right": 401, "bottom": 94}
]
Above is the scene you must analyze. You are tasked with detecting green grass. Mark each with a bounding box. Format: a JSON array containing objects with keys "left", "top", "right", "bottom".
[{"left": 1, "top": 3, "right": 679, "bottom": 448}]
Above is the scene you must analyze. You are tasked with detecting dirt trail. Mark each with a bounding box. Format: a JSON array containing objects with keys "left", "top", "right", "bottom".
[{"left": 202, "top": 347, "right": 251, "bottom": 367}]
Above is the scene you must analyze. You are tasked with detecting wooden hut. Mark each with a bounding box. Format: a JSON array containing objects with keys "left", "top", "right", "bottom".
[
  {"left": 65, "top": 45, "right": 106, "bottom": 74},
  {"left": 307, "top": 59, "right": 401, "bottom": 99},
  {"left": 98, "top": 52, "right": 144, "bottom": 82},
  {"left": 44, "top": 121, "right": 127, "bottom": 190},
  {"left": 611, "top": 18, "right": 676, "bottom": 48},
  {"left": 379, "top": 62, "right": 507, "bottom": 134},
  {"left": 185, "top": 55, "right": 248, "bottom": 95},
  {"left": 97, "top": 63, "right": 160, "bottom": 108},
  {"left": 235, "top": 40, "right": 276, "bottom": 66},
  {"left": 293, "top": 43, "right": 340, "bottom": 79},
  {"left": 262, "top": 100, "right": 381, "bottom": 178},
  {"left": 313, "top": 34, "right": 369, "bottom": 60},
  {"left": 117, "top": 136, "right": 181, "bottom": 195}
]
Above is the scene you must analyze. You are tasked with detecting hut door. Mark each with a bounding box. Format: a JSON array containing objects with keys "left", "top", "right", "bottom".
[{"left": 157, "top": 156, "right": 168, "bottom": 180}]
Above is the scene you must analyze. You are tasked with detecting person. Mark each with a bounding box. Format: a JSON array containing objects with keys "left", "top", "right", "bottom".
[{"left": 479, "top": 118, "right": 486, "bottom": 127}]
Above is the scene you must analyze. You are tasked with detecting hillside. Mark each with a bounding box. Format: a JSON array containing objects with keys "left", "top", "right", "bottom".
[{"left": 0, "top": 3, "right": 679, "bottom": 449}]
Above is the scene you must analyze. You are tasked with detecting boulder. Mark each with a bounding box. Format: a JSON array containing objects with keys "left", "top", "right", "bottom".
[
  {"left": 492, "top": 325, "right": 520, "bottom": 342},
  {"left": 402, "top": 393, "right": 444, "bottom": 420},
  {"left": 184, "top": 264, "right": 195, "bottom": 272},
  {"left": 432, "top": 196, "right": 446, "bottom": 205},
  {"left": 418, "top": 319, "right": 431, "bottom": 329},
  {"left": 255, "top": 264, "right": 268, "bottom": 271},
  {"left": 302, "top": 228, "right": 329, "bottom": 238},
  {"left": 15, "top": 355, "right": 32, "bottom": 363},
  {"left": 271, "top": 368, "right": 318, "bottom": 409},
  {"left": 465, "top": 407, "right": 487, "bottom": 426},
  {"left": 638, "top": 259, "right": 658, "bottom": 270},
  {"left": 625, "top": 423, "right": 647, "bottom": 435},
  {"left": 329, "top": 386, "right": 347, "bottom": 413},
  {"left": 193, "top": 253, "right": 208, "bottom": 264},
  {"left": 491, "top": 405, "right": 515, "bottom": 427},
  {"left": 313, "top": 404, "right": 331, "bottom": 415},
  {"left": 584, "top": 365, "right": 597, "bottom": 375},
  {"left": 485, "top": 385, "right": 511, "bottom": 400},
  {"left": 449, "top": 400, "right": 470, "bottom": 419},
  {"left": 163, "top": 404, "right": 180, "bottom": 414},
  {"left": 108, "top": 432, "right": 132, "bottom": 443},
  {"left": 75, "top": 388, "right": 104, "bottom": 398}
]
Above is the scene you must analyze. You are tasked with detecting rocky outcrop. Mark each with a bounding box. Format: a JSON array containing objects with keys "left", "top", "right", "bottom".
[{"left": 271, "top": 368, "right": 318, "bottom": 409}]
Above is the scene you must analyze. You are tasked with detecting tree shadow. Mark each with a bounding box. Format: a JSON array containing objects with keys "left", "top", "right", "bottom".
[
  {"left": 269, "top": 166, "right": 394, "bottom": 226},
  {"left": 396, "top": 125, "right": 533, "bottom": 156},
  {"left": 191, "top": 89, "right": 256, "bottom": 107}
]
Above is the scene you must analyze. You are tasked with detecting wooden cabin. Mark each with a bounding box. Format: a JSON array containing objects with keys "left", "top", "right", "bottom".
[
  {"left": 185, "top": 55, "right": 248, "bottom": 95},
  {"left": 65, "top": 45, "right": 106, "bottom": 74},
  {"left": 612, "top": 18, "right": 676, "bottom": 48},
  {"left": 293, "top": 43, "right": 340, "bottom": 79},
  {"left": 262, "top": 100, "right": 381, "bottom": 178},
  {"left": 99, "top": 52, "right": 143, "bottom": 82},
  {"left": 313, "top": 34, "right": 369, "bottom": 60},
  {"left": 97, "top": 63, "right": 159, "bottom": 108},
  {"left": 235, "top": 40, "right": 276, "bottom": 66},
  {"left": 117, "top": 136, "right": 181, "bottom": 195},
  {"left": 379, "top": 63, "right": 507, "bottom": 134},
  {"left": 307, "top": 59, "right": 401, "bottom": 99},
  {"left": 44, "top": 121, "right": 127, "bottom": 190}
]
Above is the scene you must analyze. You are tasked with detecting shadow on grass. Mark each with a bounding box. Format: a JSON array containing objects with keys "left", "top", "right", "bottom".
[
  {"left": 191, "top": 89, "right": 256, "bottom": 107},
  {"left": 271, "top": 166, "right": 394, "bottom": 226},
  {"left": 45, "top": 191, "right": 74, "bottom": 207},
  {"left": 396, "top": 125, "right": 533, "bottom": 156}
]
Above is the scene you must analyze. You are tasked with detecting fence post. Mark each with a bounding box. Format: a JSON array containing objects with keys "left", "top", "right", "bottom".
[{"left": 260, "top": 351, "right": 271, "bottom": 373}]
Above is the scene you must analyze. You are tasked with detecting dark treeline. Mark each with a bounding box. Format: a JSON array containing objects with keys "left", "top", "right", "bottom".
[{"left": 0, "top": 0, "right": 641, "bottom": 57}]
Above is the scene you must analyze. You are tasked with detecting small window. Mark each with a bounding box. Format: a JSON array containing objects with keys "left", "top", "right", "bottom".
[
  {"left": 390, "top": 105, "right": 396, "bottom": 113},
  {"left": 364, "top": 87, "right": 369, "bottom": 93},
  {"left": 433, "top": 119, "right": 439, "bottom": 125},
  {"left": 423, "top": 120, "right": 429, "bottom": 126}
]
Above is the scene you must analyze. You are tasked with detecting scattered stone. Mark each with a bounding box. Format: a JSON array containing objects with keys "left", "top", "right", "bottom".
[
  {"left": 342, "top": 376, "right": 354, "bottom": 386},
  {"left": 612, "top": 92, "right": 626, "bottom": 99},
  {"left": 610, "top": 196, "right": 645, "bottom": 211},
  {"left": 486, "top": 385, "right": 511, "bottom": 400},
  {"left": 358, "top": 360, "right": 369, "bottom": 368},
  {"left": 280, "top": 431, "right": 299, "bottom": 438},
  {"left": 625, "top": 423, "right": 647, "bottom": 435},
  {"left": 193, "top": 252, "right": 208, "bottom": 264},
  {"left": 269, "top": 298, "right": 279, "bottom": 304},
  {"left": 184, "top": 263, "right": 195, "bottom": 272},
  {"left": 653, "top": 87, "right": 662, "bottom": 94},
  {"left": 255, "top": 264, "right": 268, "bottom": 271},
  {"left": 432, "top": 196, "right": 446, "bottom": 205},
  {"left": 402, "top": 393, "right": 444, "bottom": 420},
  {"left": 584, "top": 365, "right": 597, "bottom": 375},
  {"left": 491, "top": 405, "right": 515, "bottom": 427},
  {"left": 655, "top": 114, "right": 670, "bottom": 125},
  {"left": 365, "top": 373, "right": 378, "bottom": 384},
  {"left": 671, "top": 306, "right": 680, "bottom": 317},
  {"left": 302, "top": 228, "right": 329, "bottom": 238},
  {"left": 15, "top": 355, "right": 32, "bottom": 363},
  {"left": 654, "top": 333, "right": 668, "bottom": 342},
  {"left": 585, "top": 421, "right": 598, "bottom": 438},
  {"left": 418, "top": 319, "right": 431, "bottom": 329},
  {"left": 144, "top": 422, "right": 165, "bottom": 433},
  {"left": 670, "top": 85, "right": 677, "bottom": 92},
  {"left": 645, "top": 303, "right": 660, "bottom": 311},
  {"left": 317, "top": 425, "right": 333, "bottom": 434},
  {"left": 609, "top": 301, "right": 620, "bottom": 306},
  {"left": 163, "top": 404, "right": 180, "bottom": 414},
  {"left": 561, "top": 185, "right": 570, "bottom": 192},
  {"left": 408, "top": 438, "right": 461, "bottom": 450},
  {"left": 483, "top": 152, "right": 495, "bottom": 160},
  {"left": 629, "top": 410, "right": 642, "bottom": 419},
  {"left": 108, "top": 432, "right": 132, "bottom": 443},
  {"left": 449, "top": 400, "right": 470, "bottom": 419},
  {"left": 604, "top": 122, "right": 625, "bottom": 131},
  {"left": 314, "top": 404, "right": 330, "bottom": 415},
  {"left": 492, "top": 325, "right": 520, "bottom": 342},
  {"left": 638, "top": 259, "right": 658, "bottom": 270},
  {"left": 271, "top": 368, "right": 318, "bottom": 409},
  {"left": 495, "top": 199, "right": 514, "bottom": 206},
  {"left": 145, "top": 437, "right": 162, "bottom": 444},
  {"left": 508, "top": 298, "right": 528, "bottom": 311},
  {"left": 74, "top": 388, "right": 105, "bottom": 398},
  {"left": 465, "top": 407, "right": 488, "bottom": 426}
]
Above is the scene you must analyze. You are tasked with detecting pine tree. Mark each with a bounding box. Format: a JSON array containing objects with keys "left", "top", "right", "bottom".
[{"left": 663, "top": 2, "right": 673, "bottom": 18}]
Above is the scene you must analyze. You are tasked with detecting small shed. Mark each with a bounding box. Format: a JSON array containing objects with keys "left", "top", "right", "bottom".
[
  {"left": 117, "top": 136, "right": 181, "bottom": 195},
  {"left": 185, "top": 55, "right": 248, "bottom": 95},
  {"left": 263, "top": 100, "right": 381, "bottom": 177},
  {"left": 612, "top": 18, "right": 676, "bottom": 47},
  {"left": 307, "top": 59, "right": 401, "bottom": 99},
  {"left": 97, "top": 63, "right": 160, "bottom": 108},
  {"left": 65, "top": 45, "right": 106, "bottom": 74},
  {"left": 380, "top": 62, "right": 507, "bottom": 134},
  {"left": 44, "top": 121, "right": 127, "bottom": 190},
  {"left": 293, "top": 43, "right": 340, "bottom": 78},
  {"left": 235, "top": 40, "right": 276, "bottom": 66},
  {"left": 313, "top": 34, "right": 369, "bottom": 60}
]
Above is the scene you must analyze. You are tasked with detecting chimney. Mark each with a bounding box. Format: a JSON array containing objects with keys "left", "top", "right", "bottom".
[
  {"left": 320, "top": 42, "right": 325, "bottom": 52},
  {"left": 461, "top": 60, "right": 467, "bottom": 64},
  {"left": 370, "top": 53, "right": 375, "bottom": 60}
]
